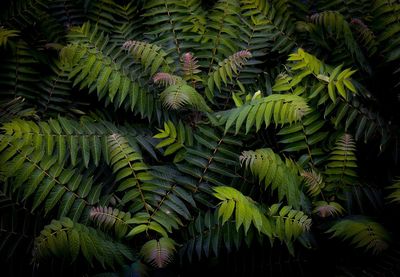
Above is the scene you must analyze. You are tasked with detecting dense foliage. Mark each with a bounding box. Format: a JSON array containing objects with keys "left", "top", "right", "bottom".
[{"left": 1, "top": 0, "right": 400, "bottom": 276}]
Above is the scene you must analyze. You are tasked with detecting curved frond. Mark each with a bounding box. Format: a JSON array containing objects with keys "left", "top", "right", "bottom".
[
  {"left": 0, "top": 27, "right": 19, "bottom": 47},
  {"left": 283, "top": 48, "right": 358, "bottom": 102},
  {"left": 90, "top": 206, "right": 132, "bottom": 239},
  {"left": 140, "top": 237, "right": 176, "bottom": 268},
  {"left": 301, "top": 169, "right": 325, "bottom": 197},
  {"left": 279, "top": 48, "right": 386, "bottom": 144},
  {"left": 125, "top": 165, "right": 195, "bottom": 238},
  {"left": 217, "top": 94, "right": 310, "bottom": 134},
  {"left": 312, "top": 201, "right": 345, "bottom": 218},
  {"left": 327, "top": 217, "right": 390, "bottom": 254},
  {"left": 33, "top": 217, "right": 134, "bottom": 266},
  {"left": 213, "top": 186, "right": 273, "bottom": 235},
  {"left": 153, "top": 73, "right": 182, "bottom": 87},
  {"left": 207, "top": 50, "right": 252, "bottom": 95},
  {"left": 269, "top": 203, "right": 312, "bottom": 239},
  {"left": 160, "top": 84, "right": 211, "bottom": 112},
  {"left": 310, "top": 11, "right": 369, "bottom": 72},
  {"left": 350, "top": 18, "right": 378, "bottom": 57},
  {"left": 240, "top": 148, "right": 303, "bottom": 207},
  {"left": 61, "top": 23, "right": 159, "bottom": 118},
  {"left": 0, "top": 142, "right": 102, "bottom": 221},
  {"left": 107, "top": 135, "right": 190, "bottom": 237},
  {"left": 387, "top": 178, "right": 400, "bottom": 204},
  {"left": 123, "top": 40, "right": 173, "bottom": 75},
  {"left": 0, "top": 97, "right": 37, "bottom": 124}
]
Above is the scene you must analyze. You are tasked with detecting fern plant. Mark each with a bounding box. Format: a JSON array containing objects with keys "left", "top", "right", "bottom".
[{"left": 1, "top": 0, "right": 400, "bottom": 276}]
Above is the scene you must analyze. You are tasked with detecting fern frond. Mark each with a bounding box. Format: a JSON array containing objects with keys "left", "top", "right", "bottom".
[
  {"left": 85, "top": 0, "right": 139, "bottom": 32},
  {"left": 174, "top": 125, "right": 243, "bottom": 205},
  {"left": 1, "top": 117, "right": 116, "bottom": 167},
  {"left": 1, "top": 0, "right": 64, "bottom": 43},
  {"left": 124, "top": 165, "right": 195, "bottom": 239},
  {"left": 199, "top": 0, "right": 241, "bottom": 70},
  {"left": 268, "top": 203, "right": 311, "bottom": 252},
  {"left": 238, "top": 0, "right": 288, "bottom": 84},
  {"left": 327, "top": 217, "right": 390, "bottom": 254},
  {"left": 387, "top": 178, "right": 400, "bottom": 204},
  {"left": 181, "top": 52, "right": 201, "bottom": 84},
  {"left": 329, "top": 101, "right": 386, "bottom": 143},
  {"left": 160, "top": 84, "right": 211, "bottom": 112},
  {"left": 214, "top": 186, "right": 273, "bottom": 235},
  {"left": 239, "top": 0, "right": 298, "bottom": 55},
  {"left": 142, "top": 0, "right": 205, "bottom": 63},
  {"left": 107, "top": 133, "right": 151, "bottom": 210},
  {"left": 283, "top": 48, "right": 358, "bottom": 102},
  {"left": 278, "top": 110, "right": 328, "bottom": 165},
  {"left": 153, "top": 73, "right": 182, "bottom": 87},
  {"left": 153, "top": 120, "right": 193, "bottom": 157},
  {"left": 62, "top": 22, "right": 159, "bottom": 119},
  {"left": 313, "top": 201, "right": 344, "bottom": 217},
  {"left": 207, "top": 50, "right": 252, "bottom": 95},
  {"left": 372, "top": 0, "right": 400, "bottom": 62},
  {"left": 0, "top": 27, "right": 19, "bottom": 47},
  {"left": 0, "top": 143, "right": 102, "bottom": 221},
  {"left": 0, "top": 40, "right": 40, "bottom": 100},
  {"left": 301, "top": 169, "right": 325, "bottom": 197},
  {"left": 140, "top": 237, "right": 176, "bottom": 268},
  {"left": 36, "top": 59, "right": 87, "bottom": 116},
  {"left": 325, "top": 133, "right": 358, "bottom": 186},
  {"left": 90, "top": 206, "right": 132, "bottom": 239},
  {"left": 180, "top": 210, "right": 237, "bottom": 261},
  {"left": 216, "top": 94, "right": 310, "bottom": 134},
  {"left": 48, "top": 0, "right": 85, "bottom": 29},
  {"left": 240, "top": 148, "right": 303, "bottom": 207},
  {"left": 310, "top": 11, "right": 369, "bottom": 72},
  {"left": 33, "top": 217, "right": 134, "bottom": 267},
  {"left": 269, "top": 203, "right": 311, "bottom": 235},
  {"left": 0, "top": 97, "right": 37, "bottom": 124},
  {"left": 61, "top": 42, "right": 153, "bottom": 117},
  {"left": 350, "top": 18, "right": 378, "bottom": 57},
  {"left": 284, "top": 48, "right": 387, "bottom": 143},
  {"left": 286, "top": 48, "right": 326, "bottom": 75},
  {"left": 123, "top": 40, "right": 173, "bottom": 75},
  {"left": 180, "top": 209, "right": 259, "bottom": 261},
  {"left": 108, "top": 135, "right": 186, "bottom": 237},
  {"left": 372, "top": 0, "right": 400, "bottom": 86}
]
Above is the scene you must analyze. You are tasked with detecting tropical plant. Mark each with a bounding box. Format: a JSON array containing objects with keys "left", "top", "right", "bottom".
[{"left": 1, "top": 0, "right": 400, "bottom": 276}]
